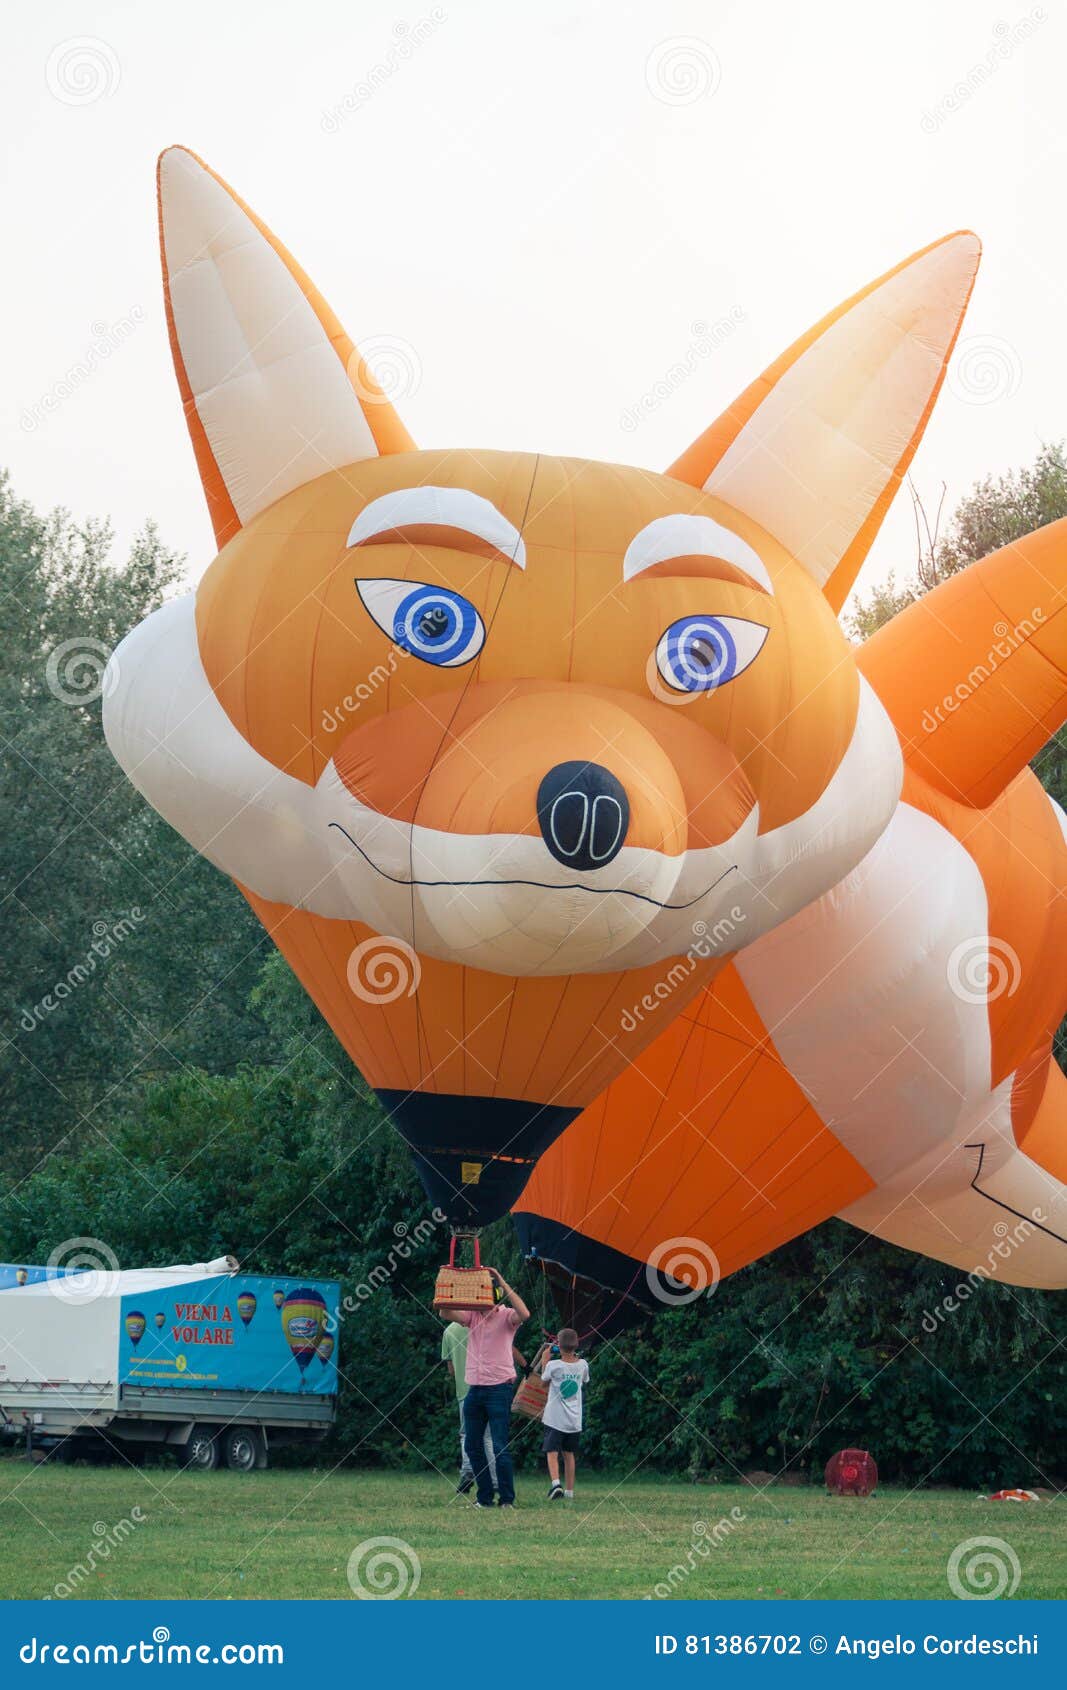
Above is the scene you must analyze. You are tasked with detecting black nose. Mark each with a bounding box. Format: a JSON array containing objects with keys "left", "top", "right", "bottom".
[{"left": 536, "top": 762, "right": 630, "bottom": 871}]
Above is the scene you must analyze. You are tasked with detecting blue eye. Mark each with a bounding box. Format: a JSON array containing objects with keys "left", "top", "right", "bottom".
[
  {"left": 356, "top": 579, "right": 485, "bottom": 667},
  {"left": 655, "top": 615, "right": 768, "bottom": 694}
]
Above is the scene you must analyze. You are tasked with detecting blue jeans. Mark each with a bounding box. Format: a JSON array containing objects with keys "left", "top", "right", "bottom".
[
  {"left": 458, "top": 1402, "right": 497, "bottom": 1487},
  {"left": 462, "top": 1382, "right": 514, "bottom": 1505}
]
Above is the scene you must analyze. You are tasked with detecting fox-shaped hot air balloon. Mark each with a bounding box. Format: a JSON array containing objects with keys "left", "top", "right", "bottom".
[{"left": 104, "top": 149, "right": 1065, "bottom": 1280}]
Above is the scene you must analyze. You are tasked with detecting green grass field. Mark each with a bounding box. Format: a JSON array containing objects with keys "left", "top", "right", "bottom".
[{"left": 1, "top": 1456, "right": 1063, "bottom": 1601}]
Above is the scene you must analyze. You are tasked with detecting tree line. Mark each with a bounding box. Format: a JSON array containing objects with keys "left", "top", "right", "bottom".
[{"left": 1, "top": 455, "right": 1065, "bottom": 1487}]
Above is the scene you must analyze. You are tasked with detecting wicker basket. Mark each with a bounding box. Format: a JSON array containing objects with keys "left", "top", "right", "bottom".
[
  {"left": 433, "top": 1236, "right": 495, "bottom": 1312},
  {"left": 513, "top": 1344, "right": 550, "bottom": 1419}
]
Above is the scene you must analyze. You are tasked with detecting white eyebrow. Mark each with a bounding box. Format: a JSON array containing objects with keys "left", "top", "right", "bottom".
[
  {"left": 622, "top": 514, "right": 774, "bottom": 595},
  {"left": 346, "top": 486, "right": 526, "bottom": 568}
]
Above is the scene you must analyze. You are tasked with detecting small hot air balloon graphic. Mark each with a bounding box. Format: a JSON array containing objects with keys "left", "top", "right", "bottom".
[
  {"left": 316, "top": 1333, "right": 335, "bottom": 1367},
  {"left": 125, "top": 1311, "right": 146, "bottom": 1347},
  {"left": 154, "top": 1311, "right": 166, "bottom": 1329},
  {"left": 281, "top": 1289, "right": 327, "bottom": 1374},
  {"left": 272, "top": 1288, "right": 285, "bottom": 1310},
  {"left": 15, "top": 1268, "right": 28, "bottom": 1286},
  {"left": 236, "top": 1291, "right": 257, "bottom": 1328}
]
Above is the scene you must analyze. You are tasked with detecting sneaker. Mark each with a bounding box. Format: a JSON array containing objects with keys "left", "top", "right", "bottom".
[
  {"left": 472, "top": 1500, "right": 493, "bottom": 1509},
  {"left": 548, "top": 1482, "right": 564, "bottom": 1500},
  {"left": 456, "top": 1476, "right": 474, "bottom": 1495},
  {"left": 498, "top": 1500, "right": 517, "bottom": 1509}
]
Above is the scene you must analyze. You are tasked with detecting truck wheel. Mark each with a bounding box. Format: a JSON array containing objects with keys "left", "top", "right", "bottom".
[
  {"left": 223, "top": 1428, "right": 260, "bottom": 1472},
  {"left": 179, "top": 1427, "right": 220, "bottom": 1471}
]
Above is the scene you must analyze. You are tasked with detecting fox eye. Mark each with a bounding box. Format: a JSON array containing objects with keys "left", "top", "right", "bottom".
[
  {"left": 655, "top": 615, "right": 768, "bottom": 694},
  {"left": 356, "top": 579, "right": 485, "bottom": 667}
]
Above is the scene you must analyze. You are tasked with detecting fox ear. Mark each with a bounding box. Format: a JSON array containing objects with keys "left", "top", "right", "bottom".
[
  {"left": 668, "top": 232, "right": 980, "bottom": 613},
  {"left": 157, "top": 146, "right": 414, "bottom": 549}
]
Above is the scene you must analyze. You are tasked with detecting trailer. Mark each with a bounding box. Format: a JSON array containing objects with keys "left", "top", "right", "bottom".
[
  {"left": 0, "top": 1258, "right": 340, "bottom": 1471},
  {"left": 0, "top": 1263, "right": 73, "bottom": 1289}
]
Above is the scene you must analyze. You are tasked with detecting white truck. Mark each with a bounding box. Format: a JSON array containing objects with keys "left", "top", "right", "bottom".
[{"left": 0, "top": 1258, "right": 340, "bottom": 1471}]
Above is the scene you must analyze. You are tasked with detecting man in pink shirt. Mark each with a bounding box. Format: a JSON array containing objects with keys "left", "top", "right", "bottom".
[{"left": 444, "top": 1267, "right": 529, "bottom": 1508}]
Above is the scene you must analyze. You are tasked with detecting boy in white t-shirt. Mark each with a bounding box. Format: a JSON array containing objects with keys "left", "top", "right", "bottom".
[{"left": 541, "top": 1327, "right": 590, "bottom": 1501}]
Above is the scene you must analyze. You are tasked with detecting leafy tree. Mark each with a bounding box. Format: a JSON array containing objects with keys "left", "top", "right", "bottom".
[
  {"left": 0, "top": 475, "right": 274, "bottom": 1173},
  {"left": 935, "top": 442, "right": 1067, "bottom": 580},
  {"left": 848, "top": 442, "right": 1067, "bottom": 639},
  {"left": 844, "top": 569, "right": 917, "bottom": 643}
]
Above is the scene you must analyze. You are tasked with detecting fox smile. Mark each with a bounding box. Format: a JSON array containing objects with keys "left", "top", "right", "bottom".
[{"left": 327, "top": 820, "right": 739, "bottom": 911}]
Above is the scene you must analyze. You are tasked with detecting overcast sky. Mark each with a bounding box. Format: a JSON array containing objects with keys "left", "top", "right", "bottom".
[{"left": 3, "top": 0, "right": 1063, "bottom": 609}]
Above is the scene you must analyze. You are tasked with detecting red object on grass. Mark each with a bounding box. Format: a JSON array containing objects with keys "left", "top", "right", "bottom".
[{"left": 824, "top": 1448, "right": 878, "bottom": 1496}]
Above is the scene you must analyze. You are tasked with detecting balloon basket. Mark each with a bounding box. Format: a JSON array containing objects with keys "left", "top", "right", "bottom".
[{"left": 432, "top": 1234, "right": 495, "bottom": 1312}]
